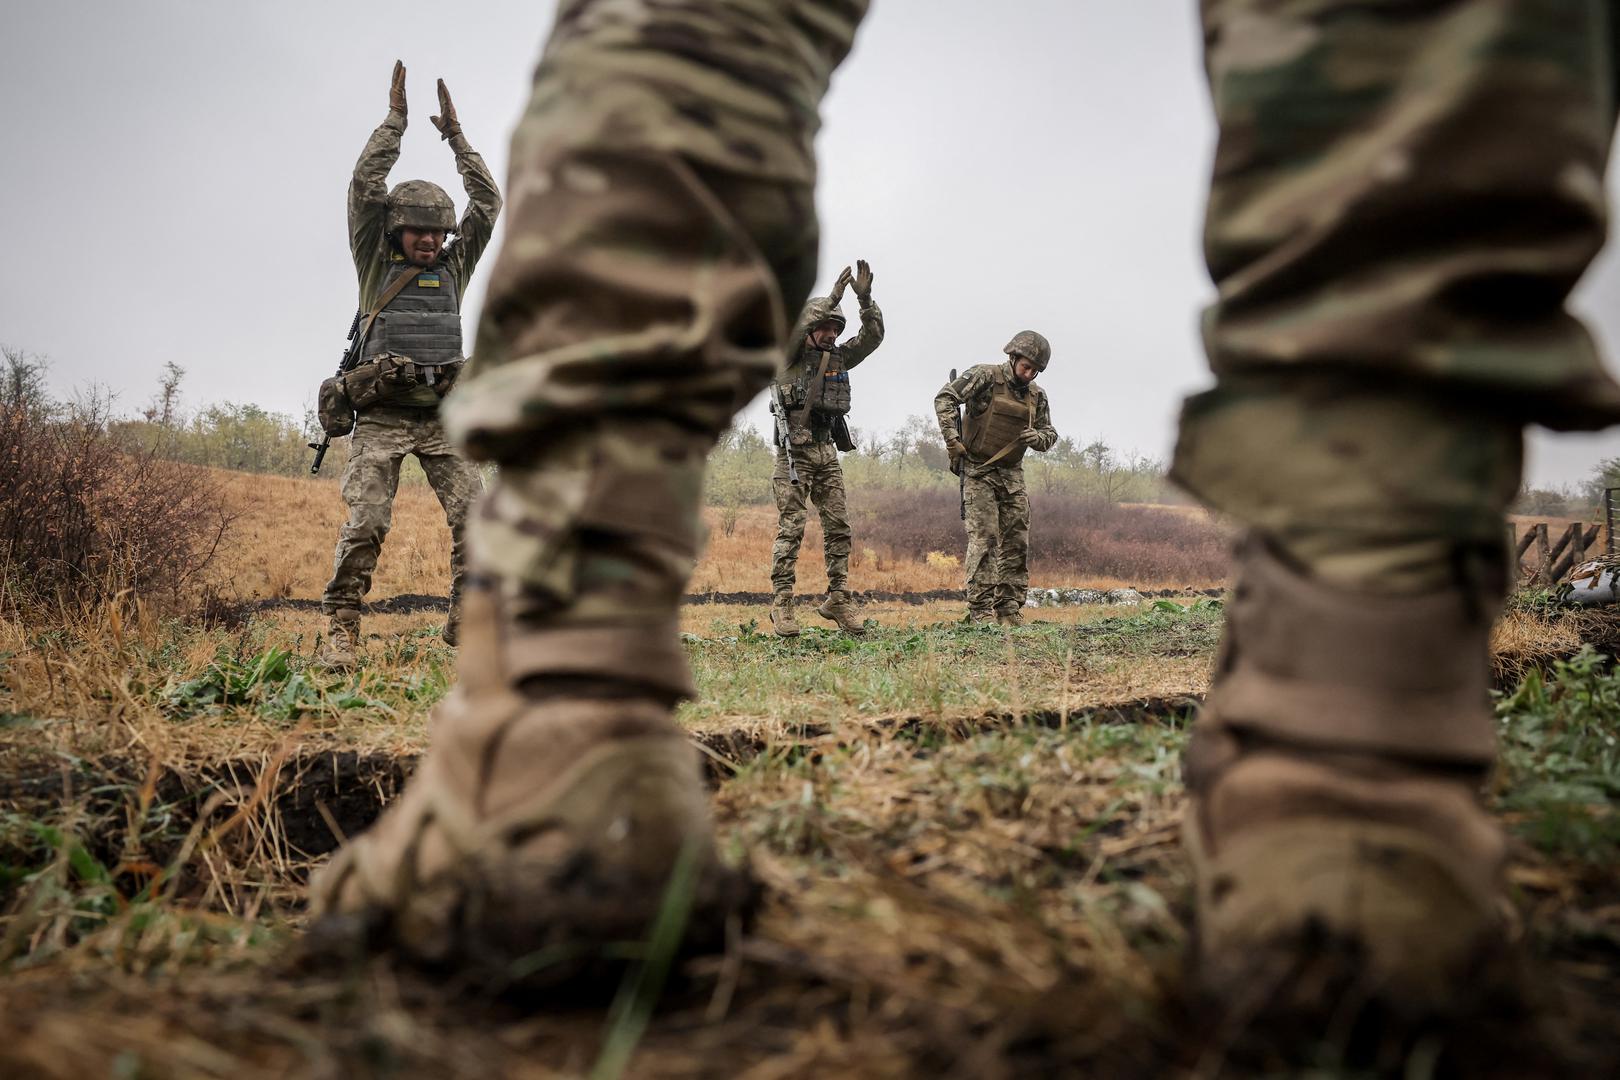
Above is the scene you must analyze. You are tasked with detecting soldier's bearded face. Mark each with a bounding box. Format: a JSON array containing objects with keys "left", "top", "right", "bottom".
[
  {"left": 808, "top": 324, "right": 839, "bottom": 350},
  {"left": 399, "top": 226, "right": 447, "bottom": 266},
  {"left": 1012, "top": 358, "right": 1039, "bottom": 384}
]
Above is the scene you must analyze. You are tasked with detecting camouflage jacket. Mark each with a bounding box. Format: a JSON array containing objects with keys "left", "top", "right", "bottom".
[
  {"left": 349, "top": 114, "right": 503, "bottom": 312},
  {"left": 776, "top": 295, "right": 884, "bottom": 444},
  {"left": 934, "top": 361, "right": 1058, "bottom": 475}
]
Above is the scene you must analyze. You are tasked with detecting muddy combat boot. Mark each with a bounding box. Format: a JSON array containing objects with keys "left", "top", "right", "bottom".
[
  {"left": 307, "top": 591, "right": 753, "bottom": 990},
  {"left": 1185, "top": 538, "right": 1511, "bottom": 1018},
  {"left": 997, "top": 609, "right": 1025, "bottom": 628},
  {"left": 816, "top": 590, "right": 868, "bottom": 634},
  {"left": 769, "top": 594, "right": 800, "bottom": 638},
  {"left": 316, "top": 609, "right": 362, "bottom": 672}
]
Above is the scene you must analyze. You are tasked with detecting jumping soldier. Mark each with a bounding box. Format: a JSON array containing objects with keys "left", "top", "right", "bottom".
[
  {"left": 935, "top": 332, "right": 1058, "bottom": 627},
  {"left": 767, "top": 261, "right": 884, "bottom": 636},
  {"left": 311, "top": 0, "right": 1620, "bottom": 1028},
  {"left": 316, "top": 61, "right": 502, "bottom": 670}
]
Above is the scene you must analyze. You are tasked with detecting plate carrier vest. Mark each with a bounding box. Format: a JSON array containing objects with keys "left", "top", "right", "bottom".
[
  {"left": 963, "top": 365, "right": 1036, "bottom": 467},
  {"left": 364, "top": 260, "right": 464, "bottom": 370}
]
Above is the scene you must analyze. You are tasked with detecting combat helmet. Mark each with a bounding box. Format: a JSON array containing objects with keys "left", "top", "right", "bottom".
[
  {"left": 1003, "top": 330, "right": 1051, "bottom": 371},
  {"left": 386, "top": 180, "right": 458, "bottom": 237},
  {"left": 790, "top": 295, "right": 847, "bottom": 347}
]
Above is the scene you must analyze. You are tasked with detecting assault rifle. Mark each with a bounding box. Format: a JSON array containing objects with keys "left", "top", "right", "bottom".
[
  {"left": 950, "top": 368, "right": 965, "bottom": 520},
  {"left": 771, "top": 382, "right": 800, "bottom": 485},
  {"left": 308, "top": 308, "right": 365, "bottom": 475}
]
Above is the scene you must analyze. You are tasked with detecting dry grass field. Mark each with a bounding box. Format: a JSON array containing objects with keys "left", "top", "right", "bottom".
[{"left": 0, "top": 468, "right": 1616, "bottom": 1078}]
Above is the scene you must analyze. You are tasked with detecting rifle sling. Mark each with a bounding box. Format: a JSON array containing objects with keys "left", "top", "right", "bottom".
[{"left": 349, "top": 263, "right": 426, "bottom": 367}]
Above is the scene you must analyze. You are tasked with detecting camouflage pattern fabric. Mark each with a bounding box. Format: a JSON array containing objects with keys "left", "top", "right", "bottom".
[
  {"left": 770, "top": 442, "right": 851, "bottom": 596},
  {"left": 1173, "top": 0, "right": 1620, "bottom": 592},
  {"left": 321, "top": 408, "right": 484, "bottom": 615},
  {"left": 777, "top": 295, "right": 884, "bottom": 442},
  {"left": 439, "top": 0, "right": 1620, "bottom": 670},
  {"left": 963, "top": 466, "right": 1031, "bottom": 618},
  {"left": 351, "top": 112, "right": 502, "bottom": 409},
  {"left": 934, "top": 362, "right": 1057, "bottom": 462},
  {"left": 440, "top": 2, "right": 866, "bottom": 696},
  {"left": 350, "top": 114, "right": 502, "bottom": 314}
]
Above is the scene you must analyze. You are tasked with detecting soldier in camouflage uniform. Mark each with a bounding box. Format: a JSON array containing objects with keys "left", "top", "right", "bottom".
[
  {"left": 317, "top": 62, "right": 501, "bottom": 670},
  {"left": 312, "top": 0, "right": 1620, "bottom": 1019},
  {"left": 935, "top": 331, "right": 1059, "bottom": 628},
  {"left": 768, "top": 262, "right": 884, "bottom": 636}
]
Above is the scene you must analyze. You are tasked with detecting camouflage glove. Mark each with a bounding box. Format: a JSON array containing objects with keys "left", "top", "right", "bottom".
[
  {"left": 389, "top": 60, "right": 407, "bottom": 120},
  {"left": 431, "top": 79, "right": 462, "bottom": 141},
  {"left": 947, "top": 437, "right": 967, "bottom": 464},
  {"left": 852, "top": 259, "right": 874, "bottom": 305},
  {"left": 828, "top": 265, "right": 853, "bottom": 306},
  {"left": 1019, "top": 428, "right": 1045, "bottom": 449}
]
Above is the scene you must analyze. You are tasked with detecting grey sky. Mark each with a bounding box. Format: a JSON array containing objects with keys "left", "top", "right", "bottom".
[{"left": 5, "top": 0, "right": 1619, "bottom": 488}]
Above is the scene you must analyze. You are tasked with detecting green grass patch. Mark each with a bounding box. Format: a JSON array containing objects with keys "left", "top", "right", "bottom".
[{"left": 1495, "top": 646, "right": 1620, "bottom": 862}]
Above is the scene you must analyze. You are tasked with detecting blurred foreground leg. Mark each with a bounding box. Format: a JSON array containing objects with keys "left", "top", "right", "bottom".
[
  {"left": 1177, "top": 0, "right": 1620, "bottom": 1016},
  {"left": 308, "top": 0, "right": 867, "bottom": 981}
]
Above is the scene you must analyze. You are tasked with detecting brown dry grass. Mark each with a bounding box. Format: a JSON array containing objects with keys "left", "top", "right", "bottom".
[
  {"left": 0, "top": 470, "right": 1614, "bottom": 1078},
  {"left": 207, "top": 471, "right": 1228, "bottom": 607}
]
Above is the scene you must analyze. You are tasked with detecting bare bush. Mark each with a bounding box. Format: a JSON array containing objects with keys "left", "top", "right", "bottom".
[
  {"left": 850, "top": 487, "right": 1232, "bottom": 587},
  {"left": 0, "top": 352, "right": 233, "bottom": 612}
]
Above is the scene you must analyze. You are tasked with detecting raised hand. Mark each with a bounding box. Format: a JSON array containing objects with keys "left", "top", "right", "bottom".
[
  {"left": 389, "top": 60, "right": 407, "bottom": 118},
  {"left": 853, "top": 258, "right": 874, "bottom": 302},
  {"left": 829, "top": 265, "right": 854, "bottom": 305},
  {"left": 431, "top": 78, "right": 462, "bottom": 141}
]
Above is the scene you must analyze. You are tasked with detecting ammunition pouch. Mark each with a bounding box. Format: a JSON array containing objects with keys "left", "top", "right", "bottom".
[
  {"left": 317, "top": 376, "right": 355, "bottom": 438},
  {"left": 342, "top": 355, "right": 463, "bottom": 411}
]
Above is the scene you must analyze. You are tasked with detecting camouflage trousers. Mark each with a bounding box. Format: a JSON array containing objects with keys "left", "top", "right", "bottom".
[
  {"left": 441, "top": 0, "right": 1620, "bottom": 695},
  {"left": 1171, "top": 0, "right": 1620, "bottom": 592},
  {"left": 963, "top": 465, "right": 1029, "bottom": 617},
  {"left": 322, "top": 406, "right": 484, "bottom": 615},
  {"left": 770, "top": 442, "right": 851, "bottom": 596}
]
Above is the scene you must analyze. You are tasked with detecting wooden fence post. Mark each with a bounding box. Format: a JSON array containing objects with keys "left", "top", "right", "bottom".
[{"left": 1536, "top": 523, "right": 1551, "bottom": 586}]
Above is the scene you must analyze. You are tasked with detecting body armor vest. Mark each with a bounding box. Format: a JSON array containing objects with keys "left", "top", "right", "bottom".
[
  {"left": 364, "top": 261, "right": 463, "bottom": 369},
  {"left": 807, "top": 348, "right": 852, "bottom": 417},
  {"left": 964, "top": 366, "right": 1036, "bottom": 467}
]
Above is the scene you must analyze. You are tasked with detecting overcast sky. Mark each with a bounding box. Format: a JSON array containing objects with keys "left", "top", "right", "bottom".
[{"left": 6, "top": 0, "right": 1620, "bottom": 488}]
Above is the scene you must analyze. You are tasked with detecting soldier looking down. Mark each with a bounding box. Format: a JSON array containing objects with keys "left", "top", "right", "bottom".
[
  {"left": 935, "top": 331, "right": 1059, "bottom": 626},
  {"left": 307, "top": 1, "right": 1620, "bottom": 1028},
  {"left": 316, "top": 61, "right": 502, "bottom": 671},
  {"left": 767, "top": 260, "right": 884, "bottom": 637}
]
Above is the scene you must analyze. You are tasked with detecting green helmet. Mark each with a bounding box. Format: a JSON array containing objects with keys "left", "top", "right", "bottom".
[
  {"left": 386, "top": 180, "right": 458, "bottom": 237},
  {"left": 789, "top": 295, "right": 846, "bottom": 346},
  {"left": 1003, "top": 330, "right": 1051, "bottom": 371}
]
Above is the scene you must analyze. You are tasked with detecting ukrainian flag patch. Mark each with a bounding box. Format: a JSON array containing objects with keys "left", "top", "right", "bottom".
[{"left": 416, "top": 274, "right": 441, "bottom": 288}]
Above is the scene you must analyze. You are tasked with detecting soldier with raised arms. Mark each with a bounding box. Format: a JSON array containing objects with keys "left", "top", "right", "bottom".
[
  {"left": 767, "top": 260, "right": 884, "bottom": 637},
  {"left": 316, "top": 61, "right": 502, "bottom": 670},
  {"left": 311, "top": 0, "right": 1620, "bottom": 1030},
  {"left": 935, "top": 331, "right": 1059, "bottom": 626}
]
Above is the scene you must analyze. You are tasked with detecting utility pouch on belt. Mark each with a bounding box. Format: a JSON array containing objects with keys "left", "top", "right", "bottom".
[
  {"left": 317, "top": 376, "right": 355, "bottom": 437},
  {"left": 342, "top": 355, "right": 433, "bottom": 409},
  {"left": 832, "top": 416, "right": 856, "bottom": 452}
]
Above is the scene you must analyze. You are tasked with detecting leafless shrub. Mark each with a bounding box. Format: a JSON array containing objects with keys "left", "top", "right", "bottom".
[
  {"left": 850, "top": 487, "right": 1233, "bottom": 587},
  {"left": 0, "top": 351, "right": 234, "bottom": 613}
]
